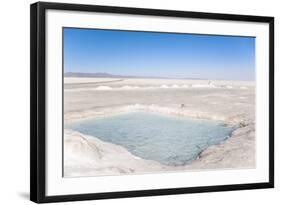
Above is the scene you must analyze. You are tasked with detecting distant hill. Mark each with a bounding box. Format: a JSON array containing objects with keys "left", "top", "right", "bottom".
[
  {"left": 64, "top": 72, "right": 170, "bottom": 79},
  {"left": 64, "top": 72, "right": 207, "bottom": 80},
  {"left": 64, "top": 72, "right": 129, "bottom": 78}
]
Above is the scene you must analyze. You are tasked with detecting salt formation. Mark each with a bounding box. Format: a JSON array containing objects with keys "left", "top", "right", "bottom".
[{"left": 64, "top": 78, "right": 255, "bottom": 177}]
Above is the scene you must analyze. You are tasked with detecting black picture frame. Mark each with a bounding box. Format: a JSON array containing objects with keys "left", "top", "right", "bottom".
[{"left": 30, "top": 1, "right": 274, "bottom": 203}]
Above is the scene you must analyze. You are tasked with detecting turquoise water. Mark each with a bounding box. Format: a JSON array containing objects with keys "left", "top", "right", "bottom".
[{"left": 67, "top": 112, "right": 234, "bottom": 166}]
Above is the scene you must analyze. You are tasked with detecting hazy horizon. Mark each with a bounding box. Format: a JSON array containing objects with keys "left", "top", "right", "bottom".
[
  {"left": 64, "top": 71, "right": 256, "bottom": 81},
  {"left": 64, "top": 28, "right": 255, "bottom": 81}
]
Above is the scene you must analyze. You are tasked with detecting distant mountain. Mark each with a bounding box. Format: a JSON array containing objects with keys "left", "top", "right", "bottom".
[
  {"left": 64, "top": 72, "right": 169, "bottom": 79},
  {"left": 64, "top": 72, "right": 207, "bottom": 80},
  {"left": 64, "top": 72, "right": 129, "bottom": 78}
]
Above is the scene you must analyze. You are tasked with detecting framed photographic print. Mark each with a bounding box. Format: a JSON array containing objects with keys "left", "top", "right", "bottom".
[{"left": 30, "top": 2, "right": 274, "bottom": 203}]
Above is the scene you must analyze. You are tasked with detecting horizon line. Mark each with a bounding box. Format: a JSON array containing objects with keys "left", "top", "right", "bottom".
[{"left": 64, "top": 72, "right": 255, "bottom": 82}]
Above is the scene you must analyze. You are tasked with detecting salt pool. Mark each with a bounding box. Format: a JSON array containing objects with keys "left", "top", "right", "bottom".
[{"left": 66, "top": 112, "right": 234, "bottom": 166}]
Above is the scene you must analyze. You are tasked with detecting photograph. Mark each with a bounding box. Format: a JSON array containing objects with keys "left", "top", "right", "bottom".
[
  {"left": 63, "top": 27, "right": 256, "bottom": 177},
  {"left": 30, "top": 2, "right": 274, "bottom": 202}
]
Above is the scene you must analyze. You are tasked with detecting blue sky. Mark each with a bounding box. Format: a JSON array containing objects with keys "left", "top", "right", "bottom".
[{"left": 64, "top": 28, "right": 255, "bottom": 81}]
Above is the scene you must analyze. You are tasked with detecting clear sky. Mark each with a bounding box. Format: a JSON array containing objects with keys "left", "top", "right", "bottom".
[{"left": 64, "top": 28, "right": 255, "bottom": 81}]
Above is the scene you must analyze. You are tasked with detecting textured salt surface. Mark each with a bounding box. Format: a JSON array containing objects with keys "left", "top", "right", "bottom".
[
  {"left": 67, "top": 112, "right": 234, "bottom": 166},
  {"left": 64, "top": 78, "right": 255, "bottom": 177}
]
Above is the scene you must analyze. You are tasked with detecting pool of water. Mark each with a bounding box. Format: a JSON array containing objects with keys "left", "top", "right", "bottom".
[{"left": 66, "top": 112, "right": 234, "bottom": 166}]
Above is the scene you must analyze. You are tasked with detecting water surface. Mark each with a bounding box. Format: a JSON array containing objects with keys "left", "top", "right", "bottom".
[{"left": 67, "top": 112, "right": 234, "bottom": 166}]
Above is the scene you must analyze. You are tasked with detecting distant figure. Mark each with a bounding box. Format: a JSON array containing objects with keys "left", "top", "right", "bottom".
[
  {"left": 180, "top": 104, "right": 185, "bottom": 108},
  {"left": 208, "top": 80, "right": 211, "bottom": 86}
]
